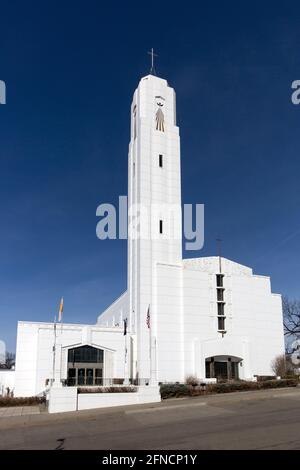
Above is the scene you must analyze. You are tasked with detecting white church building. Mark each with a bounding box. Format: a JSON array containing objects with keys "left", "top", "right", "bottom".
[{"left": 13, "top": 71, "right": 285, "bottom": 398}]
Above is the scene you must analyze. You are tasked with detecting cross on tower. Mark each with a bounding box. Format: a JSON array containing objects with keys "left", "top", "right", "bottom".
[{"left": 147, "top": 48, "right": 158, "bottom": 75}]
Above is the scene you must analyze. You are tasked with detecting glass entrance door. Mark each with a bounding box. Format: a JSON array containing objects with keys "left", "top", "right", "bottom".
[
  {"left": 214, "top": 362, "right": 228, "bottom": 380},
  {"left": 78, "top": 368, "right": 86, "bottom": 385},
  {"left": 86, "top": 368, "right": 94, "bottom": 385},
  {"left": 67, "top": 367, "right": 99, "bottom": 386}
]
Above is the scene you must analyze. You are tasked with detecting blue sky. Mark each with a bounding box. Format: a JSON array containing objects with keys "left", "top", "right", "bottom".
[{"left": 1, "top": 1, "right": 300, "bottom": 352}]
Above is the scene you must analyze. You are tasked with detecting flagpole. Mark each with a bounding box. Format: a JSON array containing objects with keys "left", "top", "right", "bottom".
[
  {"left": 149, "top": 306, "right": 152, "bottom": 385},
  {"left": 146, "top": 305, "right": 154, "bottom": 385},
  {"left": 56, "top": 297, "right": 63, "bottom": 385},
  {"left": 148, "top": 305, "right": 157, "bottom": 386},
  {"left": 123, "top": 318, "right": 129, "bottom": 384},
  {"left": 60, "top": 317, "right": 63, "bottom": 383},
  {"left": 125, "top": 333, "right": 129, "bottom": 385},
  {"left": 52, "top": 315, "right": 57, "bottom": 386},
  {"left": 149, "top": 322, "right": 151, "bottom": 384},
  {"left": 58, "top": 296, "right": 64, "bottom": 343}
]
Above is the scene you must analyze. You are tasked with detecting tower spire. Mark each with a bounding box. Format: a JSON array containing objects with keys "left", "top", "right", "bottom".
[
  {"left": 216, "top": 238, "right": 222, "bottom": 273},
  {"left": 147, "top": 48, "right": 158, "bottom": 75}
]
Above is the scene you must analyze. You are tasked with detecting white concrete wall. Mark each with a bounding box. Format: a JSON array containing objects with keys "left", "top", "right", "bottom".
[
  {"left": 48, "top": 386, "right": 161, "bottom": 413},
  {"left": 14, "top": 322, "right": 125, "bottom": 397},
  {"left": 182, "top": 257, "right": 285, "bottom": 380},
  {"left": 48, "top": 387, "right": 77, "bottom": 413},
  {"left": 78, "top": 386, "right": 160, "bottom": 410},
  {"left": 0, "top": 370, "right": 15, "bottom": 396},
  {"left": 97, "top": 291, "right": 128, "bottom": 327},
  {"left": 182, "top": 265, "right": 212, "bottom": 380},
  {"left": 14, "top": 322, "right": 39, "bottom": 397},
  {"left": 134, "top": 256, "right": 285, "bottom": 383},
  {"left": 155, "top": 263, "right": 183, "bottom": 382}
]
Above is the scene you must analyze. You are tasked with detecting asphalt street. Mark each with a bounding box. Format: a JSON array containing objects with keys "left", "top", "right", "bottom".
[{"left": 0, "top": 387, "right": 300, "bottom": 450}]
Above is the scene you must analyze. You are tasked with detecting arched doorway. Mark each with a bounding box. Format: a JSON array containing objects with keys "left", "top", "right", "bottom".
[
  {"left": 205, "top": 355, "right": 242, "bottom": 381},
  {"left": 67, "top": 345, "right": 104, "bottom": 386}
]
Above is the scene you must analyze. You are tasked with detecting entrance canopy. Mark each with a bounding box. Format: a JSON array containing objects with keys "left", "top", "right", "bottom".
[{"left": 205, "top": 355, "right": 243, "bottom": 380}]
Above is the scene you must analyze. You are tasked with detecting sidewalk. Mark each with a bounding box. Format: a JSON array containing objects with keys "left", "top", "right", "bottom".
[{"left": 0, "top": 406, "right": 41, "bottom": 418}]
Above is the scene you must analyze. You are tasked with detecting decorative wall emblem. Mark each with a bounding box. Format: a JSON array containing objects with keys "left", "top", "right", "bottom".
[{"left": 155, "top": 95, "right": 165, "bottom": 132}]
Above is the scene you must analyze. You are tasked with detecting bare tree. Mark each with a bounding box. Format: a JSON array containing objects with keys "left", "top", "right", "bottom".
[
  {"left": 5, "top": 352, "right": 15, "bottom": 369},
  {"left": 271, "top": 354, "right": 288, "bottom": 377},
  {"left": 283, "top": 296, "right": 300, "bottom": 339}
]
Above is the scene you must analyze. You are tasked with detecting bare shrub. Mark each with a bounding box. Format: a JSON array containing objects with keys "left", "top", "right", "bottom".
[
  {"left": 185, "top": 375, "right": 199, "bottom": 386},
  {"left": 77, "top": 386, "right": 137, "bottom": 394},
  {"left": 271, "top": 354, "right": 290, "bottom": 377},
  {"left": 0, "top": 396, "right": 45, "bottom": 407}
]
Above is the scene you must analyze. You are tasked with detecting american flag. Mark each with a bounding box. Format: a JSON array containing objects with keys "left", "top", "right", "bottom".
[{"left": 146, "top": 305, "right": 150, "bottom": 329}]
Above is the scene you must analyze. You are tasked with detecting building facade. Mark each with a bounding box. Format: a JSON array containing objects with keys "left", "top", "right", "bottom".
[{"left": 14, "top": 73, "right": 285, "bottom": 397}]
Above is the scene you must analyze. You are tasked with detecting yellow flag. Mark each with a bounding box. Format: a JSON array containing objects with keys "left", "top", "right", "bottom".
[{"left": 58, "top": 297, "right": 64, "bottom": 322}]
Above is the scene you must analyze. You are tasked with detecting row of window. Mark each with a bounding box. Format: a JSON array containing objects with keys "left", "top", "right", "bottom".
[
  {"left": 68, "top": 345, "right": 104, "bottom": 364},
  {"left": 216, "top": 274, "right": 226, "bottom": 333}
]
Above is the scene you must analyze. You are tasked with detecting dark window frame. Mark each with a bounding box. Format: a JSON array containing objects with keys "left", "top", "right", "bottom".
[
  {"left": 218, "top": 316, "right": 226, "bottom": 331},
  {"left": 67, "top": 345, "right": 104, "bottom": 364},
  {"left": 217, "top": 289, "right": 225, "bottom": 302},
  {"left": 159, "top": 219, "right": 163, "bottom": 234},
  {"left": 216, "top": 274, "right": 224, "bottom": 287},
  {"left": 217, "top": 303, "right": 225, "bottom": 316}
]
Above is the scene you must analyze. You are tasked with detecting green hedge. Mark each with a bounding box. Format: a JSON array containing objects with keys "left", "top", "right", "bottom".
[
  {"left": 0, "top": 396, "right": 45, "bottom": 408},
  {"left": 160, "top": 379, "right": 298, "bottom": 400},
  {"left": 160, "top": 384, "right": 190, "bottom": 399}
]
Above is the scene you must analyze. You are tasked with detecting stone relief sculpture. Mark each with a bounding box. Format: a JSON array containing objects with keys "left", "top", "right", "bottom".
[
  {"left": 156, "top": 107, "right": 165, "bottom": 131},
  {"left": 155, "top": 95, "right": 165, "bottom": 132}
]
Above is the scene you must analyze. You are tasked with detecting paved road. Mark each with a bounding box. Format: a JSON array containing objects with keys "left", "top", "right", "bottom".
[{"left": 1, "top": 387, "right": 300, "bottom": 450}]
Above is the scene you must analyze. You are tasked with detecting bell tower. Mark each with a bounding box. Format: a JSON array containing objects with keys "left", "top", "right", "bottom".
[{"left": 127, "top": 70, "right": 182, "bottom": 381}]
